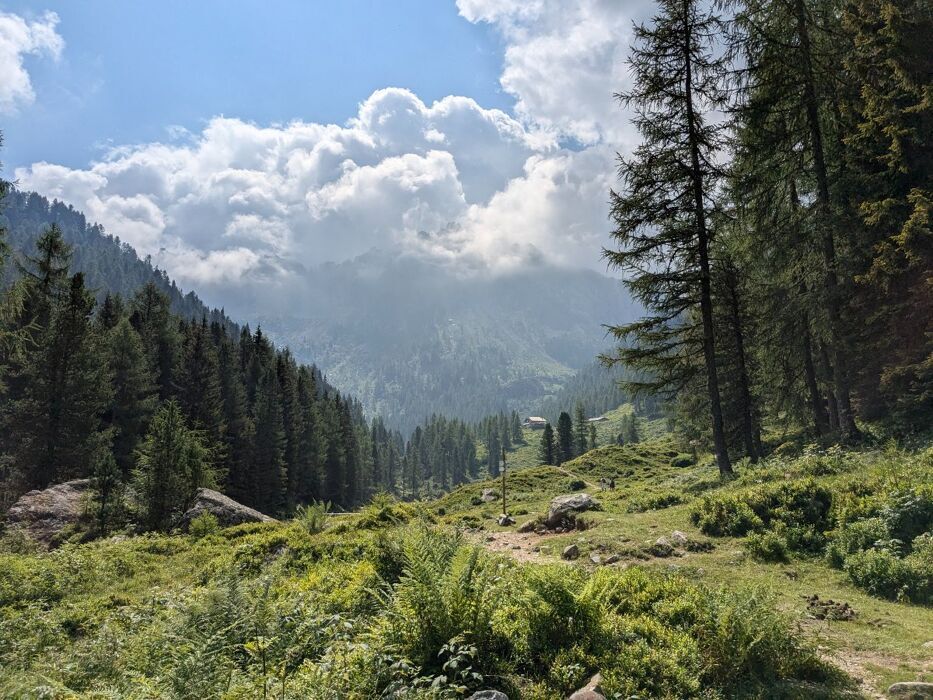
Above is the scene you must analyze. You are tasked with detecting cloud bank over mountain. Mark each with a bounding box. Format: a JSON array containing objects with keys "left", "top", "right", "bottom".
[{"left": 14, "top": 1, "right": 650, "bottom": 315}]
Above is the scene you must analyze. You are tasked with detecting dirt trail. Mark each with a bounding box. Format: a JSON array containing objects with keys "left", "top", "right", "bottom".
[{"left": 471, "top": 529, "right": 557, "bottom": 563}]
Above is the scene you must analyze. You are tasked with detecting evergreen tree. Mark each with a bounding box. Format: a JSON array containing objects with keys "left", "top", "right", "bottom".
[
  {"left": 178, "top": 318, "right": 225, "bottom": 448},
  {"left": 250, "top": 367, "right": 286, "bottom": 514},
  {"left": 7, "top": 272, "right": 112, "bottom": 488},
  {"left": 134, "top": 399, "right": 214, "bottom": 531},
  {"left": 573, "top": 402, "right": 588, "bottom": 457},
  {"left": 90, "top": 451, "right": 123, "bottom": 535},
  {"left": 216, "top": 333, "right": 254, "bottom": 505},
  {"left": 605, "top": 0, "right": 733, "bottom": 475},
  {"left": 556, "top": 411, "right": 574, "bottom": 465},
  {"left": 510, "top": 410, "right": 523, "bottom": 444},
  {"left": 539, "top": 423, "right": 556, "bottom": 466},
  {"left": 130, "top": 282, "right": 179, "bottom": 400},
  {"left": 588, "top": 422, "right": 598, "bottom": 451},
  {"left": 487, "top": 429, "right": 501, "bottom": 477},
  {"left": 104, "top": 317, "right": 156, "bottom": 475},
  {"left": 97, "top": 293, "right": 125, "bottom": 331}
]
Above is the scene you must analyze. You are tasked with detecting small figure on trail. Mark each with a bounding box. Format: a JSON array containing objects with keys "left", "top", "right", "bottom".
[{"left": 608, "top": 478, "right": 616, "bottom": 490}]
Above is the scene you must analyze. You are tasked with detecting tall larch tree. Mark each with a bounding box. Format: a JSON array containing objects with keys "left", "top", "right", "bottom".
[{"left": 605, "top": 0, "right": 734, "bottom": 475}]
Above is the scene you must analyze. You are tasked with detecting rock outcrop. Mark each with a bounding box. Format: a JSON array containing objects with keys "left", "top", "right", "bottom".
[
  {"left": 180, "top": 489, "right": 276, "bottom": 528},
  {"left": 5, "top": 479, "right": 91, "bottom": 546},
  {"left": 569, "top": 673, "right": 606, "bottom": 700},
  {"left": 887, "top": 682, "right": 933, "bottom": 699},
  {"left": 545, "top": 493, "right": 599, "bottom": 529}
]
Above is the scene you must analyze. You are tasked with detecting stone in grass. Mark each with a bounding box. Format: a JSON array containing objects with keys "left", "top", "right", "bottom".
[
  {"left": 569, "top": 673, "right": 606, "bottom": 700},
  {"left": 887, "top": 682, "right": 933, "bottom": 699},
  {"left": 546, "top": 493, "right": 599, "bottom": 528},
  {"left": 468, "top": 692, "right": 509, "bottom": 700},
  {"left": 5, "top": 479, "right": 92, "bottom": 547},
  {"left": 562, "top": 543, "right": 580, "bottom": 560},
  {"left": 589, "top": 552, "right": 602, "bottom": 565},
  {"left": 481, "top": 488, "right": 499, "bottom": 503},
  {"left": 497, "top": 514, "right": 515, "bottom": 526},
  {"left": 517, "top": 519, "right": 537, "bottom": 533},
  {"left": 649, "top": 537, "right": 675, "bottom": 558},
  {"left": 670, "top": 530, "right": 689, "bottom": 546},
  {"left": 181, "top": 488, "right": 276, "bottom": 529}
]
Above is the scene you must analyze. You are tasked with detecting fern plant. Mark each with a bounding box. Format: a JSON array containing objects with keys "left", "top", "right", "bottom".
[{"left": 381, "top": 527, "right": 504, "bottom": 675}]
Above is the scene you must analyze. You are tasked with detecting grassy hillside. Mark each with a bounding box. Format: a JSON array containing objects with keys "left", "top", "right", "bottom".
[
  {"left": 1, "top": 437, "right": 930, "bottom": 698},
  {"left": 479, "top": 404, "right": 652, "bottom": 473}
]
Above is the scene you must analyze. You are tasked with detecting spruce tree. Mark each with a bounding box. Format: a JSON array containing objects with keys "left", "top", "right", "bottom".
[
  {"left": 7, "top": 272, "right": 112, "bottom": 487},
  {"left": 250, "top": 366, "right": 286, "bottom": 514},
  {"left": 573, "top": 402, "right": 588, "bottom": 457},
  {"left": 556, "top": 411, "right": 574, "bottom": 465},
  {"left": 539, "top": 423, "right": 556, "bottom": 466},
  {"left": 130, "top": 283, "right": 179, "bottom": 400},
  {"left": 605, "top": 0, "right": 733, "bottom": 475},
  {"left": 104, "top": 317, "right": 156, "bottom": 475},
  {"left": 134, "top": 399, "right": 213, "bottom": 531}
]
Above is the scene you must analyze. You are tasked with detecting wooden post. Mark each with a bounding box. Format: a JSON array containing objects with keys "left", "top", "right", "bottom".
[{"left": 501, "top": 446, "right": 507, "bottom": 515}]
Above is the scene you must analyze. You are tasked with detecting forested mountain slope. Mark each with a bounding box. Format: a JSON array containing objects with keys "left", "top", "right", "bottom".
[
  {"left": 257, "top": 250, "right": 638, "bottom": 432},
  {"left": 0, "top": 190, "right": 232, "bottom": 332}
]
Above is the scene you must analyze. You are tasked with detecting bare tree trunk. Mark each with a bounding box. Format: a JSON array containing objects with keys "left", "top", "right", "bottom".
[
  {"left": 818, "top": 344, "right": 841, "bottom": 431},
  {"left": 683, "top": 0, "right": 732, "bottom": 476},
  {"left": 726, "top": 267, "right": 759, "bottom": 461},
  {"left": 802, "top": 324, "right": 830, "bottom": 436},
  {"left": 793, "top": 0, "right": 860, "bottom": 441}
]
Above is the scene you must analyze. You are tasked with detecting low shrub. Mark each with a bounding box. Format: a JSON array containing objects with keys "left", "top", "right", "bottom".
[
  {"left": 187, "top": 512, "right": 219, "bottom": 538},
  {"left": 670, "top": 453, "right": 696, "bottom": 468},
  {"left": 879, "top": 486, "right": 933, "bottom": 544},
  {"left": 826, "top": 518, "right": 888, "bottom": 568},
  {"left": 844, "top": 549, "right": 913, "bottom": 601},
  {"left": 567, "top": 479, "right": 586, "bottom": 491},
  {"left": 295, "top": 501, "right": 331, "bottom": 535},
  {"left": 745, "top": 531, "right": 789, "bottom": 562},
  {"left": 627, "top": 492, "right": 684, "bottom": 513},
  {"left": 356, "top": 493, "right": 424, "bottom": 529},
  {"left": 691, "top": 479, "right": 832, "bottom": 541},
  {"left": 691, "top": 496, "right": 763, "bottom": 536}
]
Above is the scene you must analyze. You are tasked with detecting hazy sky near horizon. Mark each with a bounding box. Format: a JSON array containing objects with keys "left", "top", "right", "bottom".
[{"left": 1, "top": 0, "right": 650, "bottom": 308}]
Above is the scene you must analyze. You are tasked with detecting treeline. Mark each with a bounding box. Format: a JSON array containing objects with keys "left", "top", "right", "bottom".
[
  {"left": 475, "top": 410, "right": 524, "bottom": 475},
  {"left": 0, "top": 190, "right": 232, "bottom": 331},
  {"left": 0, "top": 223, "right": 379, "bottom": 514},
  {"left": 606, "top": 0, "right": 931, "bottom": 474},
  {"left": 0, "top": 219, "right": 495, "bottom": 519}
]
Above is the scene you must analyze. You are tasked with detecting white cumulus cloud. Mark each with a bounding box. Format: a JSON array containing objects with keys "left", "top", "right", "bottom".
[
  {"left": 0, "top": 10, "right": 63, "bottom": 114},
  {"left": 457, "top": 0, "right": 650, "bottom": 147},
  {"left": 15, "top": 2, "right": 653, "bottom": 314}
]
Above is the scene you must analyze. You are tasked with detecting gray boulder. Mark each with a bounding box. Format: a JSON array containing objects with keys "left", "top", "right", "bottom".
[
  {"left": 5, "top": 479, "right": 91, "bottom": 547},
  {"left": 671, "top": 530, "right": 688, "bottom": 546},
  {"left": 569, "top": 673, "right": 606, "bottom": 700},
  {"left": 888, "top": 683, "right": 933, "bottom": 699},
  {"left": 517, "top": 519, "right": 537, "bottom": 533},
  {"left": 546, "top": 493, "right": 598, "bottom": 528},
  {"left": 181, "top": 489, "right": 275, "bottom": 528},
  {"left": 481, "top": 488, "right": 499, "bottom": 503},
  {"left": 468, "top": 692, "right": 509, "bottom": 700},
  {"left": 497, "top": 514, "right": 516, "bottom": 526},
  {"left": 562, "top": 544, "right": 580, "bottom": 560},
  {"left": 650, "top": 537, "right": 675, "bottom": 557}
]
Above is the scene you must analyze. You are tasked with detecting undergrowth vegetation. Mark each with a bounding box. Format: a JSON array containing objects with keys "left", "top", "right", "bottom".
[
  {"left": 0, "top": 516, "right": 844, "bottom": 699},
  {"left": 691, "top": 446, "right": 933, "bottom": 603}
]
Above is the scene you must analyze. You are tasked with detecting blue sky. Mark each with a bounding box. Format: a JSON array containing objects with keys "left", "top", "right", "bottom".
[
  {"left": 2, "top": 0, "right": 510, "bottom": 170},
  {"left": 2, "top": 0, "right": 648, "bottom": 315}
]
